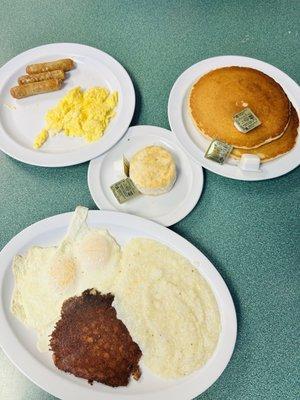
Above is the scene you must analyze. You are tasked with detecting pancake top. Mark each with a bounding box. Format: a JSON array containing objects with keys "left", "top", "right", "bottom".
[
  {"left": 189, "top": 66, "right": 290, "bottom": 148},
  {"left": 231, "top": 106, "right": 298, "bottom": 162}
]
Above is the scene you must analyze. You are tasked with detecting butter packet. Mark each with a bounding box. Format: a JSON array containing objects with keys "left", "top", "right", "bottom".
[
  {"left": 205, "top": 140, "right": 233, "bottom": 164},
  {"left": 110, "top": 178, "right": 140, "bottom": 204},
  {"left": 233, "top": 107, "right": 261, "bottom": 133}
]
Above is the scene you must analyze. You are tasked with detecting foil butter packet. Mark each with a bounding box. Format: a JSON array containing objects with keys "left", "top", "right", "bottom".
[
  {"left": 110, "top": 177, "right": 141, "bottom": 204},
  {"left": 205, "top": 139, "right": 233, "bottom": 164},
  {"left": 233, "top": 107, "right": 261, "bottom": 133}
]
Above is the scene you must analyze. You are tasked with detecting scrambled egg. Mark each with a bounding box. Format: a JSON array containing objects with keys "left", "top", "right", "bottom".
[{"left": 33, "top": 87, "right": 118, "bottom": 149}]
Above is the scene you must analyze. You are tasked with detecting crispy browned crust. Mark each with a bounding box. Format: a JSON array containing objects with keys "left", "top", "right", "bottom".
[
  {"left": 50, "top": 290, "right": 142, "bottom": 387},
  {"left": 10, "top": 79, "right": 61, "bottom": 99},
  {"left": 18, "top": 70, "right": 65, "bottom": 85},
  {"left": 231, "top": 105, "right": 299, "bottom": 162},
  {"left": 26, "top": 59, "right": 74, "bottom": 74},
  {"left": 189, "top": 66, "right": 290, "bottom": 148}
]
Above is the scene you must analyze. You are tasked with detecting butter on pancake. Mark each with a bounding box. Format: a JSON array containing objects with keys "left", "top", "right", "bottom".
[
  {"left": 231, "top": 106, "right": 299, "bottom": 162},
  {"left": 189, "top": 66, "right": 290, "bottom": 149},
  {"left": 129, "top": 146, "right": 176, "bottom": 195}
]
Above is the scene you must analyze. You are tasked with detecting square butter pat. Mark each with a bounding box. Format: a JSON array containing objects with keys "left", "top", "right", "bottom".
[
  {"left": 113, "top": 157, "right": 130, "bottom": 177},
  {"left": 239, "top": 154, "right": 261, "bottom": 171},
  {"left": 113, "top": 159, "right": 125, "bottom": 175}
]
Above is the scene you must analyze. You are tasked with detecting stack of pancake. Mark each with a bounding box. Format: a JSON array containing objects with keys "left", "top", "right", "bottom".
[{"left": 189, "top": 66, "right": 299, "bottom": 162}]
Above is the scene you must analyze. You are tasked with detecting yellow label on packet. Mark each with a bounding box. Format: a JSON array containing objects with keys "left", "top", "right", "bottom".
[
  {"left": 110, "top": 178, "right": 141, "bottom": 204},
  {"left": 205, "top": 140, "right": 233, "bottom": 164},
  {"left": 233, "top": 107, "right": 261, "bottom": 133}
]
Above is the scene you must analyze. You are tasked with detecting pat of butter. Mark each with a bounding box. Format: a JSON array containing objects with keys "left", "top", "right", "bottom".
[
  {"left": 113, "top": 156, "right": 130, "bottom": 177},
  {"left": 239, "top": 154, "right": 261, "bottom": 171},
  {"left": 113, "top": 160, "right": 125, "bottom": 174}
]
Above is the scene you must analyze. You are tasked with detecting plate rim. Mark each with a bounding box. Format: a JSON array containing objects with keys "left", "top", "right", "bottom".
[
  {"left": 168, "top": 55, "right": 300, "bottom": 181},
  {"left": 0, "top": 42, "right": 135, "bottom": 167},
  {"left": 0, "top": 209, "right": 237, "bottom": 400},
  {"left": 87, "top": 124, "right": 204, "bottom": 226}
]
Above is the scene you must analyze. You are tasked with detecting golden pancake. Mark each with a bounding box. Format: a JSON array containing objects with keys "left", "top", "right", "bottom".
[
  {"left": 231, "top": 106, "right": 298, "bottom": 162},
  {"left": 189, "top": 67, "right": 290, "bottom": 148}
]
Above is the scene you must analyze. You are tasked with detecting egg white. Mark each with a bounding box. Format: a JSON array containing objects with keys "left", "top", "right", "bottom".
[{"left": 11, "top": 206, "right": 120, "bottom": 351}]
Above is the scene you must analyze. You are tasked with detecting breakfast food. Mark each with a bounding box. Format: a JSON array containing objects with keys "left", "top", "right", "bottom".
[
  {"left": 231, "top": 106, "right": 299, "bottom": 162},
  {"left": 189, "top": 66, "right": 290, "bottom": 149},
  {"left": 11, "top": 206, "right": 221, "bottom": 386},
  {"left": 113, "top": 238, "right": 221, "bottom": 378},
  {"left": 129, "top": 146, "right": 176, "bottom": 195},
  {"left": 10, "top": 58, "right": 74, "bottom": 99},
  {"left": 33, "top": 86, "right": 118, "bottom": 149},
  {"left": 18, "top": 70, "right": 65, "bottom": 85},
  {"left": 50, "top": 290, "right": 142, "bottom": 387},
  {"left": 11, "top": 206, "right": 120, "bottom": 351},
  {"left": 26, "top": 58, "right": 74, "bottom": 74},
  {"left": 10, "top": 79, "right": 62, "bottom": 99}
]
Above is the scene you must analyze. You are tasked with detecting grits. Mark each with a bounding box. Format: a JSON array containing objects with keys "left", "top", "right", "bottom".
[{"left": 113, "top": 238, "right": 221, "bottom": 378}]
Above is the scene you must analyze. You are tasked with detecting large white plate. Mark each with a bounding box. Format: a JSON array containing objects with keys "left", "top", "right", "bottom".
[
  {"left": 0, "top": 43, "right": 135, "bottom": 167},
  {"left": 168, "top": 55, "right": 300, "bottom": 181},
  {"left": 88, "top": 125, "right": 204, "bottom": 226},
  {"left": 0, "top": 209, "right": 236, "bottom": 400}
]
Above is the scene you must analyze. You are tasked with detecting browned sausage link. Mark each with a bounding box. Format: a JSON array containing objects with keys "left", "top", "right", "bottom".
[
  {"left": 18, "top": 70, "right": 65, "bottom": 85},
  {"left": 26, "top": 59, "right": 74, "bottom": 74},
  {"left": 10, "top": 79, "right": 62, "bottom": 99}
]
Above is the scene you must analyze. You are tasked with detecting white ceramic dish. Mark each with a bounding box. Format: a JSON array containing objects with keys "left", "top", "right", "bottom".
[
  {"left": 88, "top": 125, "right": 204, "bottom": 226},
  {"left": 0, "top": 209, "right": 236, "bottom": 400},
  {"left": 168, "top": 55, "right": 300, "bottom": 181},
  {"left": 0, "top": 43, "right": 135, "bottom": 167}
]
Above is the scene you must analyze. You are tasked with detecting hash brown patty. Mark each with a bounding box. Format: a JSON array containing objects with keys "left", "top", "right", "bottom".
[{"left": 50, "top": 290, "right": 142, "bottom": 387}]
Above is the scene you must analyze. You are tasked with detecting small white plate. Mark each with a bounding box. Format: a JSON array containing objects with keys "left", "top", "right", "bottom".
[
  {"left": 0, "top": 43, "right": 135, "bottom": 167},
  {"left": 0, "top": 209, "right": 236, "bottom": 400},
  {"left": 168, "top": 55, "right": 300, "bottom": 181},
  {"left": 88, "top": 125, "right": 203, "bottom": 226}
]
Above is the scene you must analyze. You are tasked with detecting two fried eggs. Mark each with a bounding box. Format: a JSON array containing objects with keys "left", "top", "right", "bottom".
[
  {"left": 11, "top": 206, "right": 120, "bottom": 351},
  {"left": 11, "top": 206, "right": 221, "bottom": 379}
]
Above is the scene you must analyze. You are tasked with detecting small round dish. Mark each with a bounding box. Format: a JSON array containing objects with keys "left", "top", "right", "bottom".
[
  {"left": 0, "top": 43, "right": 135, "bottom": 167},
  {"left": 88, "top": 125, "right": 204, "bottom": 226},
  {"left": 168, "top": 55, "right": 300, "bottom": 181}
]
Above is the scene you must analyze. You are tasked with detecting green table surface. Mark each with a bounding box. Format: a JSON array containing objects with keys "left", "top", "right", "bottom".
[{"left": 0, "top": 1, "right": 299, "bottom": 399}]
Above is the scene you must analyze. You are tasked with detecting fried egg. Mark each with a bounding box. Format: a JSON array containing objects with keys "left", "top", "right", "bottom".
[{"left": 11, "top": 206, "right": 120, "bottom": 351}]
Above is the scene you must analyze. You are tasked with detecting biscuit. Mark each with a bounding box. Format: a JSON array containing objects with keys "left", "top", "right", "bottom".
[{"left": 129, "top": 146, "right": 176, "bottom": 195}]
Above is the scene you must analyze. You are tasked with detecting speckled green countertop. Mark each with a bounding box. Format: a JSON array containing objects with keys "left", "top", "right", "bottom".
[{"left": 0, "top": 1, "right": 299, "bottom": 399}]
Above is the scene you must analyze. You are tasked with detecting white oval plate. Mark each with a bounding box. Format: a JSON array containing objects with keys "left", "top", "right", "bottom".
[
  {"left": 0, "top": 43, "right": 135, "bottom": 167},
  {"left": 168, "top": 55, "right": 300, "bottom": 181},
  {"left": 0, "top": 209, "right": 236, "bottom": 400},
  {"left": 88, "top": 125, "right": 204, "bottom": 226}
]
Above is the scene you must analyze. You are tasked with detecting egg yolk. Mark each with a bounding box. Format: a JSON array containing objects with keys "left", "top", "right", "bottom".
[
  {"left": 75, "top": 233, "right": 112, "bottom": 269},
  {"left": 50, "top": 256, "right": 77, "bottom": 290}
]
